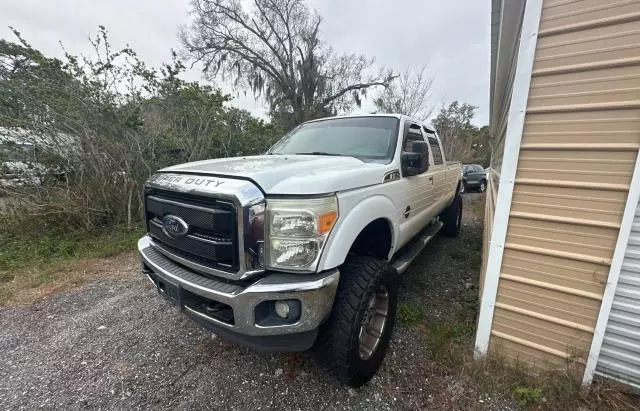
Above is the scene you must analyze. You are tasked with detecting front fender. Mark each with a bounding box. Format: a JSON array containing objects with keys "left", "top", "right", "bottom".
[{"left": 318, "top": 194, "right": 398, "bottom": 271}]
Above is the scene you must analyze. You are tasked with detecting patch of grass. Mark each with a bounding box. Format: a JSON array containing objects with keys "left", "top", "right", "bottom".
[
  {"left": 0, "top": 225, "right": 143, "bottom": 305},
  {"left": 424, "top": 288, "right": 477, "bottom": 366},
  {"left": 397, "top": 300, "right": 424, "bottom": 325},
  {"left": 426, "top": 321, "right": 474, "bottom": 364},
  {"left": 469, "top": 194, "right": 487, "bottom": 220},
  {"left": 513, "top": 387, "right": 543, "bottom": 406},
  {"left": 470, "top": 195, "right": 486, "bottom": 220},
  {"left": 0, "top": 226, "right": 142, "bottom": 271}
]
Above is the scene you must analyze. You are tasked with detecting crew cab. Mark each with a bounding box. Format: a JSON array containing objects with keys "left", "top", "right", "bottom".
[{"left": 138, "top": 114, "right": 462, "bottom": 386}]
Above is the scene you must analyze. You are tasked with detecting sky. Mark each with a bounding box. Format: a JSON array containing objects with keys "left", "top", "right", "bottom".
[{"left": 1, "top": 0, "right": 490, "bottom": 126}]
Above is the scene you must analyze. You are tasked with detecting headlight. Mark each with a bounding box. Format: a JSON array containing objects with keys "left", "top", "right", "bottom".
[{"left": 265, "top": 196, "right": 338, "bottom": 271}]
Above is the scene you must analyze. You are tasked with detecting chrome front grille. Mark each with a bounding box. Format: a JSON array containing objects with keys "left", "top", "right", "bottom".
[
  {"left": 143, "top": 172, "right": 267, "bottom": 281},
  {"left": 145, "top": 190, "right": 239, "bottom": 273}
]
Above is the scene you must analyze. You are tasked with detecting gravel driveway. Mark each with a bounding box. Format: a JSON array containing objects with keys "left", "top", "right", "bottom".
[{"left": 0, "top": 193, "right": 498, "bottom": 410}]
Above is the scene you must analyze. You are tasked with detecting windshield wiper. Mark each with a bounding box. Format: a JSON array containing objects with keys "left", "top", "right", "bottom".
[{"left": 294, "top": 151, "right": 347, "bottom": 156}]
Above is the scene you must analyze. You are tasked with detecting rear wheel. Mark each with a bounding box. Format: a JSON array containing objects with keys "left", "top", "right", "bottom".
[
  {"left": 460, "top": 181, "right": 467, "bottom": 194},
  {"left": 315, "top": 255, "right": 397, "bottom": 387},
  {"left": 440, "top": 192, "right": 462, "bottom": 237}
]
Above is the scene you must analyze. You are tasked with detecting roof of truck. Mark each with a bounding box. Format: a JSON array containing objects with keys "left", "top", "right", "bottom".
[{"left": 303, "top": 114, "right": 436, "bottom": 132}]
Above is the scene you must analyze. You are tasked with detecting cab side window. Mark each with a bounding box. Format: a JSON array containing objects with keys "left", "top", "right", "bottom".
[{"left": 427, "top": 136, "right": 444, "bottom": 165}]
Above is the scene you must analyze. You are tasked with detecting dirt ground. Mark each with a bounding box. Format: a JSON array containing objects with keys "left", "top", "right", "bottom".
[{"left": 0, "top": 193, "right": 517, "bottom": 410}]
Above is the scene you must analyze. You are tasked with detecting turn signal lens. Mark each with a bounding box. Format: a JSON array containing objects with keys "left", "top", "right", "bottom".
[{"left": 318, "top": 211, "right": 338, "bottom": 234}]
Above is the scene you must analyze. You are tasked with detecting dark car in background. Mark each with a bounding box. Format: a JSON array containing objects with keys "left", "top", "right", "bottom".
[{"left": 461, "top": 164, "right": 487, "bottom": 193}]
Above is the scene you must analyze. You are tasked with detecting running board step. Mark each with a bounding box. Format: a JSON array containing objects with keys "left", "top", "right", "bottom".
[{"left": 391, "top": 220, "right": 443, "bottom": 274}]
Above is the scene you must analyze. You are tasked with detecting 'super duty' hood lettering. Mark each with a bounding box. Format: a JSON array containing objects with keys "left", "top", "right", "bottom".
[
  {"left": 154, "top": 173, "right": 225, "bottom": 188},
  {"left": 147, "top": 172, "right": 263, "bottom": 206}
]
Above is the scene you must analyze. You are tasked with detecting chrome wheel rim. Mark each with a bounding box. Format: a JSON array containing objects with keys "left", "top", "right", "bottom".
[
  {"left": 481, "top": 182, "right": 485, "bottom": 192},
  {"left": 358, "top": 285, "right": 389, "bottom": 360}
]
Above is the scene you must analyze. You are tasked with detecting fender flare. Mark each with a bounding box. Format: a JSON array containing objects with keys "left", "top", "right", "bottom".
[{"left": 318, "top": 195, "right": 398, "bottom": 270}]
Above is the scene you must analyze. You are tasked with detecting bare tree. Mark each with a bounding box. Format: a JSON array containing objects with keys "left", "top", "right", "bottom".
[
  {"left": 373, "top": 66, "right": 434, "bottom": 121},
  {"left": 180, "top": 0, "right": 395, "bottom": 128},
  {"left": 431, "top": 101, "right": 478, "bottom": 161}
]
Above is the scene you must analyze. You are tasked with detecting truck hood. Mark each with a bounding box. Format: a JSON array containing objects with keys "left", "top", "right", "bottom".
[{"left": 161, "top": 155, "right": 389, "bottom": 194}]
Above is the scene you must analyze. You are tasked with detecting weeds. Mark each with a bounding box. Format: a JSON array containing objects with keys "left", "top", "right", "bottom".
[
  {"left": 513, "top": 387, "right": 543, "bottom": 406},
  {"left": 0, "top": 226, "right": 142, "bottom": 305},
  {"left": 470, "top": 194, "right": 486, "bottom": 220},
  {"left": 424, "top": 286, "right": 477, "bottom": 367},
  {"left": 397, "top": 300, "right": 424, "bottom": 325}
]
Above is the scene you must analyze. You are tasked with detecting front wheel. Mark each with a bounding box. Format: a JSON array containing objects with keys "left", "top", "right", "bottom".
[
  {"left": 315, "top": 255, "right": 398, "bottom": 387},
  {"left": 479, "top": 179, "right": 487, "bottom": 193}
]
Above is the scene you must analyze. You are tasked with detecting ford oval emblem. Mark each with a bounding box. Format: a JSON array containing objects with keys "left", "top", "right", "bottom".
[{"left": 161, "top": 215, "right": 189, "bottom": 238}]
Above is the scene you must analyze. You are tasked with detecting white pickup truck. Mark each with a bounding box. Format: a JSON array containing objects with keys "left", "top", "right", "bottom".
[{"left": 138, "top": 114, "right": 462, "bottom": 386}]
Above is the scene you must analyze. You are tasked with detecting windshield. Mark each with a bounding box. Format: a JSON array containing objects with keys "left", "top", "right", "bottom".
[{"left": 268, "top": 116, "right": 400, "bottom": 163}]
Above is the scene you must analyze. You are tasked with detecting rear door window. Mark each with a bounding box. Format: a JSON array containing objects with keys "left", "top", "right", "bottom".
[{"left": 427, "top": 136, "right": 444, "bottom": 165}]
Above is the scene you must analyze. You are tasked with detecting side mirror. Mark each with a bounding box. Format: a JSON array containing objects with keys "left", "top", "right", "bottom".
[{"left": 402, "top": 141, "right": 429, "bottom": 176}]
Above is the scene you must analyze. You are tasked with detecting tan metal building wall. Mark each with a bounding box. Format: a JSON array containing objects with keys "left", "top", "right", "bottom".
[{"left": 483, "top": 0, "right": 640, "bottom": 371}]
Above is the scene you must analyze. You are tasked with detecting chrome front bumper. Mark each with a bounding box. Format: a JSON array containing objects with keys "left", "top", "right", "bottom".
[{"left": 138, "top": 236, "right": 339, "bottom": 342}]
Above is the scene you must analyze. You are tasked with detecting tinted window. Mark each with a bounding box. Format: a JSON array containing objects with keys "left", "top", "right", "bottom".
[
  {"left": 428, "top": 137, "right": 443, "bottom": 165},
  {"left": 402, "top": 122, "right": 426, "bottom": 153},
  {"left": 269, "top": 117, "right": 399, "bottom": 163}
]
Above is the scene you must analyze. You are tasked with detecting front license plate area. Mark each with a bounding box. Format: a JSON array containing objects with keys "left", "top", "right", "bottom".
[{"left": 156, "top": 278, "right": 181, "bottom": 306}]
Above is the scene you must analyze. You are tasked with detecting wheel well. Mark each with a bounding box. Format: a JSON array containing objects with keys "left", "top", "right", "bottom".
[{"left": 349, "top": 218, "right": 392, "bottom": 260}]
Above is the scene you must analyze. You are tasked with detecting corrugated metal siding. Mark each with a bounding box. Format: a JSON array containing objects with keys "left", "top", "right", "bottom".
[
  {"left": 487, "top": 0, "right": 640, "bottom": 371},
  {"left": 596, "top": 197, "right": 640, "bottom": 389}
]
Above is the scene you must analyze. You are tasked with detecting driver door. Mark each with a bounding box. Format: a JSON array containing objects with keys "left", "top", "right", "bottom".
[{"left": 396, "top": 122, "right": 437, "bottom": 247}]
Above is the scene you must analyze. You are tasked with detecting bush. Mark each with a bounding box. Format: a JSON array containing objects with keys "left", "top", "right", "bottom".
[{"left": 0, "top": 28, "right": 283, "bottom": 234}]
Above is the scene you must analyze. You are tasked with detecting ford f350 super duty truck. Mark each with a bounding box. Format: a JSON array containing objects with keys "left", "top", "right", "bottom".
[{"left": 138, "top": 114, "right": 462, "bottom": 387}]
